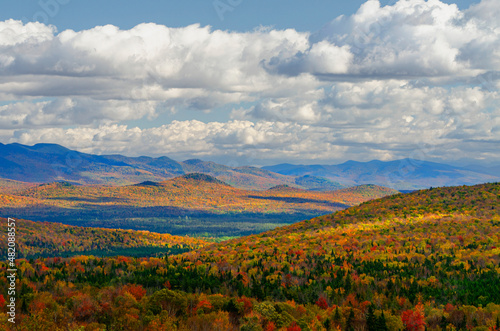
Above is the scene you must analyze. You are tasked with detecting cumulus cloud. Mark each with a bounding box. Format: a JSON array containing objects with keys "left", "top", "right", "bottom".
[
  {"left": 0, "top": 20, "right": 313, "bottom": 100},
  {"left": 267, "top": 0, "right": 499, "bottom": 79},
  {"left": 238, "top": 80, "right": 498, "bottom": 129},
  {"left": 0, "top": 0, "right": 499, "bottom": 164},
  {"left": 0, "top": 98, "right": 157, "bottom": 129},
  {"left": 9, "top": 116, "right": 500, "bottom": 165},
  {"left": 11, "top": 121, "right": 343, "bottom": 162}
]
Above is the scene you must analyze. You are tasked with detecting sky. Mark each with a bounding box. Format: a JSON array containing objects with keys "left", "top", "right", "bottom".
[{"left": 0, "top": 0, "right": 499, "bottom": 167}]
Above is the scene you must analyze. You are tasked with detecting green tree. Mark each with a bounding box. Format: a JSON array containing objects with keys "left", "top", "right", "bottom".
[{"left": 367, "top": 305, "right": 377, "bottom": 331}]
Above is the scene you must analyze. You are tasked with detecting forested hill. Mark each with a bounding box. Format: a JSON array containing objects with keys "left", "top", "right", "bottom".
[
  {"left": 187, "top": 182, "right": 500, "bottom": 255},
  {"left": 298, "top": 182, "right": 500, "bottom": 231},
  {"left": 174, "top": 182, "right": 500, "bottom": 306},
  {"left": 1, "top": 176, "right": 397, "bottom": 237},
  {"left": 0, "top": 217, "right": 207, "bottom": 258},
  {"left": 1, "top": 183, "right": 500, "bottom": 330}
]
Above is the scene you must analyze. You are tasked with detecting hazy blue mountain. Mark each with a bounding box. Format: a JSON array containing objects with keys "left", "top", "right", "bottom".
[
  {"left": 1, "top": 143, "right": 496, "bottom": 190},
  {"left": 294, "top": 175, "right": 345, "bottom": 191},
  {"left": 0, "top": 143, "right": 343, "bottom": 190},
  {"left": 0, "top": 143, "right": 182, "bottom": 185},
  {"left": 263, "top": 159, "right": 500, "bottom": 190}
]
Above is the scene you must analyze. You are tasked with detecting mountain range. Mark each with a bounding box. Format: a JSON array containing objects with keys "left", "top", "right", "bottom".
[
  {"left": 263, "top": 159, "right": 500, "bottom": 190},
  {"left": 0, "top": 142, "right": 498, "bottom": 190},
  {"left": 0, "top": 143, "right": 343, "bottom": 190}
]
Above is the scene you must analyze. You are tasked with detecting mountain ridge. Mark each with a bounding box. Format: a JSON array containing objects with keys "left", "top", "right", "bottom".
[
  {"left": 0, "top": 143, "right": 344, "bottom": 190},
  {"left": 263, "top": 158, "right": 500, "bottom": 189},
  {"left": 1, "top": 142, "right": 498, "bottom": 190}
]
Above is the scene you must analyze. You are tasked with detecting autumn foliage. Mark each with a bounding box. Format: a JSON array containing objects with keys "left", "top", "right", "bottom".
[{"left": 0, "top": 182, "right": 499, "bottom": 330}]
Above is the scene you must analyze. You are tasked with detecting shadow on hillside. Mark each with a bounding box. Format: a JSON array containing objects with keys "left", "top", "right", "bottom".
[
  {"left": 247, "top": 195, "right": 351, "bottom": 209},
  {"left": 0, "top": 204, "right": 340, "bottom": 236}
]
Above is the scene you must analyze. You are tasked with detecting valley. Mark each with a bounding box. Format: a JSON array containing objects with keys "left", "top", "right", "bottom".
[{"left": 0, "top": 174, "right": 396, "bottom": 238}]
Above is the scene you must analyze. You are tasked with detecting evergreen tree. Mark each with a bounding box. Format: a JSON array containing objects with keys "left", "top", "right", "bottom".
[
  {"left": 333, "top": 306, "right": 342, "bottom": 329},
  {"left": 346, "top": 309, "right": 355, "bottom": 331},
  {"left": 366, "top": 304, "right": 377, "bottom": 331},
  {"left": 377, "top": 311, "right": 389, "bottom": 331},
  {"left": 324, "top": 318, "right": 331, "bottom": 330},
  {"left": 440, "top": 315, "right": 447, "bottom": 331}
]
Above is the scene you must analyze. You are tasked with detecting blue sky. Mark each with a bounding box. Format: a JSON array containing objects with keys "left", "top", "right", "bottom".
[
  {"left": 2, "top": 0, "right": 477, "bottom": 32},
  {"left": 0, "top": 0, "right": 498, "bottom": 166}
]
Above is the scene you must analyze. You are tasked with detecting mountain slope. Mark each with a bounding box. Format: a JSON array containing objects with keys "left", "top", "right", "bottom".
[
  {"left": 263, "top": 158, "right": 500, "bottom": 190},
  {"left": 0, "top": 142, "right": 181, "bottom": 185},
  {"left": 172, "top": 182, "right": 500, "bottom": 304},
  {"left": 0, "top": 143, "right": 341, "bottom": 190}
]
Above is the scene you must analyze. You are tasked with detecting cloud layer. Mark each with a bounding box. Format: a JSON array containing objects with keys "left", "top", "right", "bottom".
[{"left": 0, "top": 0, "right": 499, "bottom": 164}]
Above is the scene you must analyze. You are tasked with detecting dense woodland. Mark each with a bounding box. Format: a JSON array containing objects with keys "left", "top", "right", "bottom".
[
  {"left": 0, "top": 183, "right": 499, "bottom": 330},
  {"left": 0, "top": 218, "right": 207, "bottom": 258},
  {"left": 0, "top": 176, "right": 396, "bottom": 237}
]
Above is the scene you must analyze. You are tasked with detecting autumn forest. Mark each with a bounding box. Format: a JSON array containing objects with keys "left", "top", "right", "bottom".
[{"left": 0, "top": 173, "right": 499, "bottom": 330}]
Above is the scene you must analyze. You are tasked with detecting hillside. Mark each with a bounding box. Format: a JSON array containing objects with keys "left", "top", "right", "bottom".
[
  {"left": 0, "top": 217, "right": 207, "bottom": 258},
  {"left": 174, "top": 182, "right": 500, "bottom": 294},
  {"left": 0, "top": 178, "right": 37, "bottom": 192},
  {"left": 3, "top": 183, "right": 499, "bottom": 330},
  {"left": 0, "top": 175, "right": 397, "bottom": 237},
  {"left": 263, "top": 159, "right": 500, "bottom": 190},
  {"left": 294, "top": 175, "right": 345, "bottom": 191}
]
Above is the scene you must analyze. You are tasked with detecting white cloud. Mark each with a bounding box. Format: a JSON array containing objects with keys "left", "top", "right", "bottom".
[
  {"left": 0, "top": 98, "right": 157, "bottom": 129},
  {"left": 0, "top": 0, "right": 499, "bottom": 164},
  {"left": 268, "top": 0, "right": 498, "bottom": 79},
  {"left": 10, "top": 115, "right": 500, "bottom": 165},
  {"left": 0, "top": 20, "right": 313, "bottom": 98}
]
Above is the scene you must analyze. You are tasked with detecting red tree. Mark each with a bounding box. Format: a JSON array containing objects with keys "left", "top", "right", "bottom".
[
  {"left": 316, "top": 296, "right": 329, "bottom": 310},
  {"left": 287, "top": 321, "right": 302, "bottom": 331},
  {"left": 401, "top": 303, "right": 426, "bottom": 331}
]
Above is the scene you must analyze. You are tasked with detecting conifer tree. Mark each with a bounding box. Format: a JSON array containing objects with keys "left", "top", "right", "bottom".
[
  {"left": 377, "top": 311, "right": 389, "bottom": 331},
  {"left": 366, "top": 304, "right": 377, "bottom": 331},
  {"left": 346, "top": 309, "right": 355, "bottom": 331}
]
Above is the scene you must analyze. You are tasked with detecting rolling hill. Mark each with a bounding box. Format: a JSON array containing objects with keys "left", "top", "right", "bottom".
[
  {"left": 0, "top": 217, "right": 207, "bottom": 259},
  {"left": 263, "top": 159, "right": 500, "bottom": 190},
  {"left": 0, "top": 174, "right": 397, "bottom": 237},
  {"left": 4, "top": 182, "right": 499, "bottom": 330}
]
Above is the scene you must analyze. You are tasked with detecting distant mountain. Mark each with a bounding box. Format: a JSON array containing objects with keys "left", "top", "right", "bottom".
[
  {"left": 0, "top": 143, "right": 341, "bottom": 190},
  {"left": 180, "top": 159, "right": 295, "bottom": 190},
  {"left": 462, "top": 164, "right": 500, "bottom": 177},
  {"left": 0, "top": 142, "right": 182, "bottom": 185},
  {"left": 2, "top": 143, "right": 496, "bottom": 191},
  {"left": 294, "top": 175, "right": 345, "bottom": 191},
  {"left": 263, "top": 159, "right": 500, "bottom": 190},
  {"left": 267, "top": 184, "right": 305, "bottom": 192},
  {"left": 180, "top": 173, "right": 229, "bottom": 185}
]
